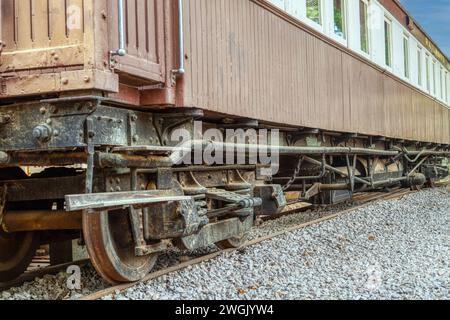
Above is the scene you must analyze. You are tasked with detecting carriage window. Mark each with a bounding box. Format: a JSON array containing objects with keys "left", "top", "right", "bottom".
[
  {"left": 307, "top": 0, "right": 322, "bottom": 25},
  {"left": 334, "top": 0, "right": 346, "bottom": 39},
  {"left": 403, "top": 34, "right": 410, "bottom": 79},
  {"left": 432, "top": 60, "right": 436, "bottom": 94},
  {"left": 359, "top": 0, "right": 369, "bottom": 54},
  {"left": 417, "top": 47, "right": 423, "bottom": 86},
  {"left": 445, "top": 72, "right": 449, "bottom": 103},
  {"left": 384, "top": 18, "right": 392, "bottom": 67},
  {"left": 440, "top": 67, "right": 444, "bottom": 99},
  {"left": 425, "top": 54, "right": 430, "bottom": 92}
]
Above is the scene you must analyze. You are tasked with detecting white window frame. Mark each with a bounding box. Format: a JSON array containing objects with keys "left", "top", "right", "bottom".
[
  {"left": 432, "top": 60, "right": 437, "bottom": 95},
  {"left": 444, "top": 71, "right": 450, "bottom": 104},
  {"left": 425, "top": 53, "right": 431, "bottom": 93},
  {"left": 417, "top": 46, "right": 423, "bottom": 87},
  {"left": 304, "top": 0, "right": 324, "bottom": 32},
  {"left": 384, "top": 17, "right": 393, "bottom": 69},
  {"left": 329, "top": 0, "right": 348, "bottom": 46},
  {"left": 403, "top": 33, "right": 410, "bottom": 79},
  {"left": 359, "top": 0, "right": 370, "bottom": 57}
]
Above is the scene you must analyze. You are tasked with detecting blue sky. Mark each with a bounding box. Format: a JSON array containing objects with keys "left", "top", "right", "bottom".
[{"left": 400, "top": 0, "right": 450, "bottom": 57}]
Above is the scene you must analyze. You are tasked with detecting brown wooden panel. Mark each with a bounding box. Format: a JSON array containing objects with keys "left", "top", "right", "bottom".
[
  {"left": 108, "top": 0, "right": 165, "bottom": 84},
  {"left": 1, "top": 0, "right": 17, "bottom": 51},
  {"left": 180, "top": 0, "right": 450, "bottom": 145}
]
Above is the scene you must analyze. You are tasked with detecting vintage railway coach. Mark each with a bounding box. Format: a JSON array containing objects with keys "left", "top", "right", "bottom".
[{"left": 0, "top": 0, "right": 449, "bottom": 283}]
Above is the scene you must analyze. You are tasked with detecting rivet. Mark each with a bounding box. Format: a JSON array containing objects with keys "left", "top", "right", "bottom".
[{"left": 61, "top": 78, "right": 69, "bottom": 85}]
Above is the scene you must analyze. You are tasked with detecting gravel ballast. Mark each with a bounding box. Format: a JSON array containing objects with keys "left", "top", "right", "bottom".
[
  {"left": 110, "top": 188, "right": 450, "bottom": 300},
  {"left": 1, "top": 187, "right": 449, "bottom": 300}
]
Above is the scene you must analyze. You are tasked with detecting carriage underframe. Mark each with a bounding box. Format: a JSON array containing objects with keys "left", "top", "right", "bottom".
[{"left": 0, "top": 97, "right": 449, "bottom": 283}]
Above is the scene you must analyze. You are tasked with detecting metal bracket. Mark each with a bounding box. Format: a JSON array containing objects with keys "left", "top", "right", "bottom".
[
  {"left": 85, "top": 117, "right": 95, "bottom": 194},
  {"left": 179, "top": 171, "right": 208, "bottom": 195},
  {"left": 0, "top": 185, "right": 7, "bottom": 227},
  {"left": 127, "top": 113, "right": 138, "bottom": 146},
  {"left": 335, "top": 133, "right": 358, "bottom": 145}
]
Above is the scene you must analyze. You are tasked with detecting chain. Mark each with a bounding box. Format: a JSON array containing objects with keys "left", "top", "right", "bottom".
[{"left": 283, "top": 156, "right": 304, "bottom": 191}]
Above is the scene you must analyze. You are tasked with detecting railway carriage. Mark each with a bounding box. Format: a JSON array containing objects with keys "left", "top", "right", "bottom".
[{"left": 0, "top": 0, "right": 449, "bottom": 283}]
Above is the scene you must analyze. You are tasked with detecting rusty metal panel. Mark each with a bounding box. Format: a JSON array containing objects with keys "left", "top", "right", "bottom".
[{"left": 180, "top": 0, "right": 449, "bottom": 145}]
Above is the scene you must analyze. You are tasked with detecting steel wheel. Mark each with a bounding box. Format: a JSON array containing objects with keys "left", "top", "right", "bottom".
[
  {"left": 216, "top": 235, "right": 248, "bottom": 250},
  {"left": 215, "top": 215, "right": 252, "bottom": 250},
  {"left": 0, "top": 167, "right": 40, "bottom": 283},
  {"left": 83, "top": 209, "right": 158, "bottom": 284},
  {"left": 0, "top": 231, "right": 39, "bottom": 282}
]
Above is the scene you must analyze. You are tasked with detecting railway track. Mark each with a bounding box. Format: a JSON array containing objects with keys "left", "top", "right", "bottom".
[{"left": 78, "top": 187, "right": 414, "bottom": 301}]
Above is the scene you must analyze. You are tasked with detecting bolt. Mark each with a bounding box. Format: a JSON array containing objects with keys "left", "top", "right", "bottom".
[
  {"left": 61, "top": 78, "right": 69, "bottom": 85},
  {"left": 85, "top": 102, "right": 94, "bottom": 110},
  {"left": 32, "top": 124, "right": 53, "bottom": 143},
  {"left": 0, "top": 152, "right": 9, "bottom": 165}
]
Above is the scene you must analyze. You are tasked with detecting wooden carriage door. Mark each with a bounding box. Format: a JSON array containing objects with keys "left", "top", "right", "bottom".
[{"left": 109, "top": 0, "right": 166, "bottom": 85}]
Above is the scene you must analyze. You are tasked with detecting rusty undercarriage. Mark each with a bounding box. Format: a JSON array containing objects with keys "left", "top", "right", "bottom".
[{"left": 0, "top": 97, "right": 449, "bottom": 283}]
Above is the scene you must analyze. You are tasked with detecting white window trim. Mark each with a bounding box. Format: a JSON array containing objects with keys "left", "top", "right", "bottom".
[
  {"left": 403, "top": 34, "right": 410, "bottom": 80},
  {"left": 358, "top": 0, "right": 371, "bottom": 58},
  {"left": 304, "top": 0, "right": 324, "bottom": 32},
  {"left": 417, "top": 46, "right": 423, "bottom": 88},
  {"left": 384, "top": 16, "right": 393, "bottom": 70},
  {"left": 329, "top": 0, "right": 348, "bottom": 46},
  {"left": 264, "top": 0, "right": 450, "bottom": 107}
]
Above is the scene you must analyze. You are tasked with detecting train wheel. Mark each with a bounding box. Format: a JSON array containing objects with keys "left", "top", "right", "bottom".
[
  {"left": 83, "top": 209, "right": 158, "bottom": 284},
  {"left": 216, "top": 234, "right": 248, "bottom": 250},
  {"left": 0, "top": 167, "right": 40, "bottom": 283},
  {"left": 0, "top": 231, "right": 40, "bottom": 282}
]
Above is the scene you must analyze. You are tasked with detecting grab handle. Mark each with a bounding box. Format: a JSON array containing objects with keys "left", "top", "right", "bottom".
[{"left": 111, "top": 0, "right": 126, "bottom": 57}]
